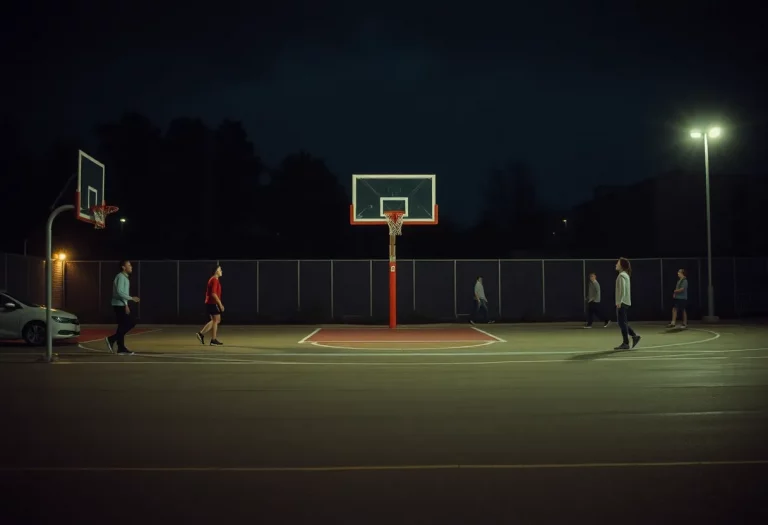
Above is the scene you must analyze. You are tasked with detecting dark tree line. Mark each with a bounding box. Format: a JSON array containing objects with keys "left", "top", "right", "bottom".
[{"left": 2, "top": 112, "right": 766, "bottom": 260}]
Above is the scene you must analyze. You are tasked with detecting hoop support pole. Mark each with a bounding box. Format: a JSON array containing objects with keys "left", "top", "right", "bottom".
[
  {"left": 44, "top": 204, "right": 74, "bottom": 363},
  {"left": 389, "top": 233, "right": 397, "bottom": 329}
]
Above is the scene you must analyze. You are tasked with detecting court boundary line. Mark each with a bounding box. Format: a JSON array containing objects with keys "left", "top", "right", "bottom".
[
  {"left": 76, "top": 328, "right": 164, "bottom": 354},
  {"left": 2, "top": 459, "right": 767, "bottom": 473},
  {"left": 297, "top": 328, "right": 322, "bottom": 344},
  {"left": 470, "top": 325, "right": 507, "bottom": 342},
  {"left": 49, "top": 355, "right": 738, "bottom": 366},
  {"left": 12, "top": 329, "right": 741, "bottom": 361}
]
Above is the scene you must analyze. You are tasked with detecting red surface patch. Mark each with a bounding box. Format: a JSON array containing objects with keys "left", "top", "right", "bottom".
[{"left": 305, "top": 327, "right": 499, "bottom": 343}]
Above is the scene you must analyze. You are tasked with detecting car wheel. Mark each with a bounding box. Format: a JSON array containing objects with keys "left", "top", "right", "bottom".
[{"left": 23, "top": 321, "right": 46, "bottom": 346}]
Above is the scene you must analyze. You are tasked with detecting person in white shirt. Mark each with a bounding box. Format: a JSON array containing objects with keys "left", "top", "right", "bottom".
[
  {"left": 470, "top": 276, "right": 494, "bottom": 324},
  {"left": 614, "top": 257, "right": 641, "bottom": 350}
]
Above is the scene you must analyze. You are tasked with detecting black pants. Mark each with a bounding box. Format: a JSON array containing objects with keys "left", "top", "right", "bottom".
[
  {"left": 616, "top": 304, "right": 636, "bottom": 344},
  {"left": 110, "top": 305, "right": 136, "bottom": 351},
  {"left": 473, "top": 299, "right": 489, "bottom": 322},
  {"left": 586, "top": 302, "right": 606, "bottom": 326}
]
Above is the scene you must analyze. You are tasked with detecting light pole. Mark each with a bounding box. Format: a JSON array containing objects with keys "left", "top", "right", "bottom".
[{"left": 690, "top": 126, "right": 721, "bottom": 322}]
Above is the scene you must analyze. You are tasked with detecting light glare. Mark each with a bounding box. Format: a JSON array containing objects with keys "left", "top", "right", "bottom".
[
  {"left": 709, "top": 127, "right": 721, "bottom": 138},
  {"left": 690, "top": 130, "right": 702, "bottom": 139}
]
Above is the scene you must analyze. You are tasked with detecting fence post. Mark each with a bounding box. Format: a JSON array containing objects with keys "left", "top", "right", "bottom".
[
  {"left": 697, "top": 258, "right": 702, "bottom": 310},
  {"left": 297, "top": 260, "right": 301, "bottom": 311},
  {"left": 582, "top": 260, "right": 586, "bottom": 316},
  {"left": 369, "top": 260, "right": 373, "bottom": 317},
  {"left": 256, "top": 261, "right": 260, "bottom": 314},
  {"left": 412, "top": 259, "right": 416, "bottom": 312},
  {"left": 498, "top": 259, "right": 502, "bottom": 318},
  {"left": 660, "top": 259, "right": 664, "bottom": 312},
  {"left": 61, "top": 259, "right": 66, "bottom": 310},
  {"left": 137, "top": 261, "right": 141, "bottom": 320},
  {"left": 176, "top": 260, "right": 180, "bottom": 319},
  {"left": 733, "top": 257, "right": 738, "bottom": 316},
  {"left": 97, "top": 261, "right": 102, "bottom": 316},
  {"left": 541, "top": 260, "right": 546, "bottom": 316},
  {"left": 330, "top": 259, "right": 334, "bottom": 320},
  {"left": 3, "top": 252, "right": 6, "bottom": 290},
  {"left": 453, "top": 260, "right": 457, "bottom": 318}
]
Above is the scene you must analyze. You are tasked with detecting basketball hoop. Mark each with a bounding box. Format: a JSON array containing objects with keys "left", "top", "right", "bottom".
[
  {"left": 383, "top": 210, "right": 405, "bottom": 236},
  {"left": 91, "top": 205, "right": 119, "bottom": 229}
]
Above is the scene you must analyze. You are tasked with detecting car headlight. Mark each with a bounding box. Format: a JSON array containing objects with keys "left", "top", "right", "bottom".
[{"left": 52, "top": 316, "right": 77, "bottom": 324}]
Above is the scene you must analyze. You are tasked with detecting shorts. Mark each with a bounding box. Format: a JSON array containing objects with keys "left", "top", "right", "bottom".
[
  {"left": 206, "top": 303, "right": 222, "bottom": 316},
  {"left": 673, "top": 298, "right": 687, "bottom": 311}
]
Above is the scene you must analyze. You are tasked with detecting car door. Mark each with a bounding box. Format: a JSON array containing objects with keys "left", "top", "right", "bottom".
[{"left": 0, "top": 293, "right": 24, "bottom": 339}]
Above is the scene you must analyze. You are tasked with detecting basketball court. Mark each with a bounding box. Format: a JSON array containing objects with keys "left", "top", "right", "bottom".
[{"left": 3, "top": 167, "right": 767, "bottom": 523}]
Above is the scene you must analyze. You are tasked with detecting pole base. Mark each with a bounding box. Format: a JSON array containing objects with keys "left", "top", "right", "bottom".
[
  {"left": 36, "top": 353, "right": 59, "bottom": 363},
  {"left": 702, "top": 316, "right": 720, "bottom": 324}
]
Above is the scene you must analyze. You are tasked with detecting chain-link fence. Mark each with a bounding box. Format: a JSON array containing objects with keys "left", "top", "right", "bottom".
[{"left": 40, "top": 256, "right": 768, "bottom": 324}]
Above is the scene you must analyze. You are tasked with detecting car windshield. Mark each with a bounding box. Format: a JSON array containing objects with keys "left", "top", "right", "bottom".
[{"left": 2, "top": 294, "right": 42, "bottom": 308}]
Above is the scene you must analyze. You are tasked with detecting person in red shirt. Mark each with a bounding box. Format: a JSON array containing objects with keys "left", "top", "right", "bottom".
[{"left": 196, "top": 264, "right": 224, "bottom": 346}]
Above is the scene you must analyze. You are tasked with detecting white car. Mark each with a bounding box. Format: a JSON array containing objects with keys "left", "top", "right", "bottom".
[{"left": 0, "top": 290, "right": 81, "bottom": 345}]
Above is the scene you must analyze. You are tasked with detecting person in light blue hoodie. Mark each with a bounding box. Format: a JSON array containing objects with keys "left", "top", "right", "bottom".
[
  {"left": 106, "top": 259, "right": 141, "bottom": 355},
  {"left": 614, "top": 257, "right": 640, "bottom": 351}
]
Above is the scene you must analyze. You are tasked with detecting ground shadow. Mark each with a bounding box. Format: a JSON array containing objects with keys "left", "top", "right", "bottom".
[{"left": 569, "top": 349, "right": 628, "bottom": 361}]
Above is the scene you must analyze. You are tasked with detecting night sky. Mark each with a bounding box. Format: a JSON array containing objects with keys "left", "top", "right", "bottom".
[{"left": 5, "top": 0, "right": 766, "bottom": 224}]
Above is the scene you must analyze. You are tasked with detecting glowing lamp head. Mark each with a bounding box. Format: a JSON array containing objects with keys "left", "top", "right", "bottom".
[
  {"left": 690, "top": 130, "right": 702, "bottom": 139},
  {"left": 708, "top": 127, "right": 721, "bottom": 138}
]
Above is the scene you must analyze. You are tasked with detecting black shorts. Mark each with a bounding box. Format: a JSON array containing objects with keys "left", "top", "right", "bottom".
[
  {"left": 673, "top": 298, "right": 687, "bottom": 311},
  {"left": 206, "top": 303, "right": 221, "bottom": 316}
]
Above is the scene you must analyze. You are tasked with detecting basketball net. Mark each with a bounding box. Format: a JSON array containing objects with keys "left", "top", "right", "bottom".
[
  {"left": 91, "top": 205, "right": 119, "bottom": 229},
  {"left": 384, "top": 211, "right": 405, "bottom": 236}
]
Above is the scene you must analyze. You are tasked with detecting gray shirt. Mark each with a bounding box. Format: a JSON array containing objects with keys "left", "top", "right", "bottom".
[
  {"left": 615, "top": 271, "right": 631, "bottom": 306},
  {"left": 111, "top": 272, "right": 132, "bottom": 306},
  {"left": 474, "top": 281, "right": 487, "bottom": 301},
  {"left": 675, "top": 278, "right": 688, "bottom": 300},
  {"left": 587, "top": 280, "right": 601, "bottom": 303}
]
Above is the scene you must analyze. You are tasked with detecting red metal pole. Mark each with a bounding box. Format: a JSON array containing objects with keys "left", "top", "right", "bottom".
[{"left": 389, "top": 234, "right": 397, "bottom": 329}]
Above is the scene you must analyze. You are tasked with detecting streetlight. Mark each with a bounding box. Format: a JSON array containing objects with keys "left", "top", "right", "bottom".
[
  {"left": 119, "top": 217, "right": 126, "bottom": 223},
  {"left": 57, "top": 252, "right": 66, "bottom": 261},
  {"left": 690, "top": 126, "right": 721, "bottom": 321}
]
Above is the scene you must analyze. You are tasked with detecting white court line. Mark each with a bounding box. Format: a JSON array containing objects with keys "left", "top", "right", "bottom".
[
  {"left": 297, "top": 328, "right": 322, "bottom": 344},
  {"left": 2, "top": 459, "right": 767, "bottom": 473},
  {"left": 137, "top": 353, "right": 254, "bottom": 364},
  {"left": 30, "top": 330, "right": 744, "bottom": 360},
  {"left": 306, "top": 340, "right": 498, "bottom": 343},
  {"left": 76, "top": 328, "right": 165, "bottom": 354},
  {"left": 79, "top": 328, "right": 163, "bottom": 345},
  {"left": 470, "top": 325, "right": 507, "bottom": 342},
  {"left": 309, "top": 341, "right": 498, "bottom": 351},
  {"left": 135, "top": 328, "right": 723, "bottom": 357},
  {"left": 49, "top": 355, "right": 736, "bottom": 366}
]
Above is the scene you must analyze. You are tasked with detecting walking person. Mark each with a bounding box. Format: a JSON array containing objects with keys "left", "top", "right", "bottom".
[
  {"left": 196, "top": 264, "right": 224, "bottom": 346},
  {"left": 667, "top": 268, "right": 689, "bottom": 329},
  {"left": 106, "top": 259, "right": 140, "bottom": 355},
  {"left": 584, "top": 272, "right": 611, "bottom": 328},
  {"left": 470, "top": 276, "right": 494, "bottom": 324},
  {"left": 614, "top": 257, "right": 641, "bottom": 350}
]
